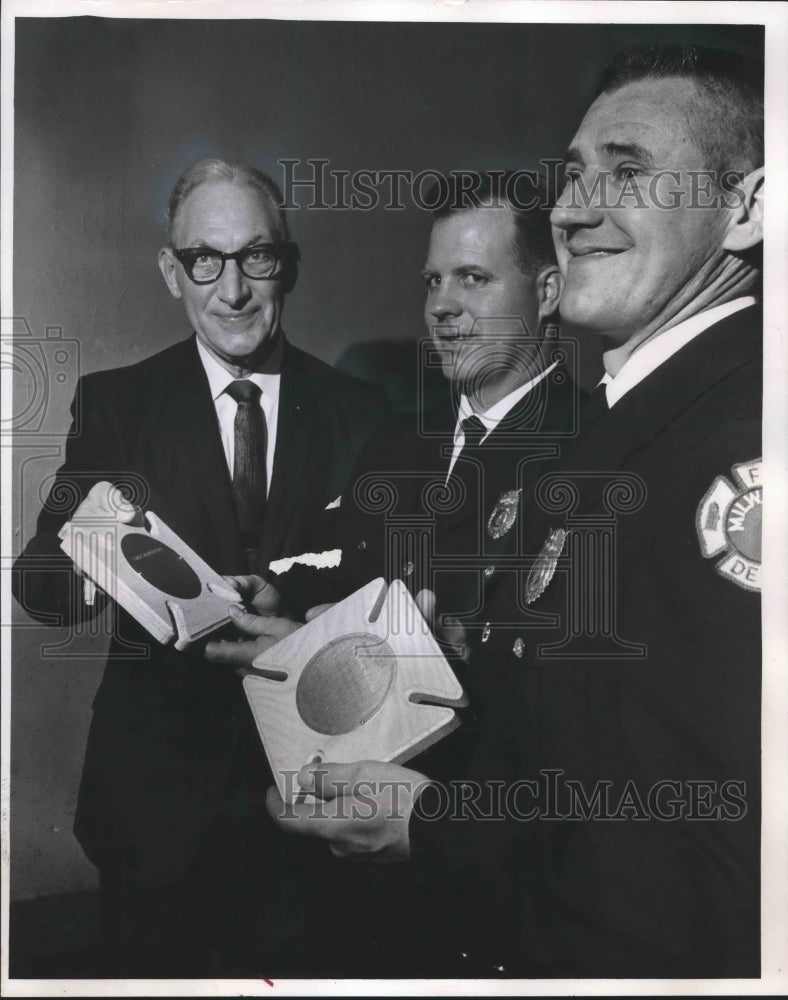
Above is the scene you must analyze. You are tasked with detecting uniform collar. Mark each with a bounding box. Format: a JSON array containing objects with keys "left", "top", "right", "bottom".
[
  {"left": 601, "top": 297, "right": 757, "bottom": 407},
  {"left": 457, "top": 360, "right": 558, "bottom": 441}
]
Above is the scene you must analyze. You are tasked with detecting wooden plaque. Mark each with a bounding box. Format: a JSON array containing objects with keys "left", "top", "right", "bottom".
[
  {"left": 59, "top": 509, "right": 241, "bottom": 650},
  {"left": 243, "top": 578, "right": 468, "bottom": 800}
]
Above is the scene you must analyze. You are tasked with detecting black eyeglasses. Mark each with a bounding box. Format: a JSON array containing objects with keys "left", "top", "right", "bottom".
[{"left": 172, "top": 241, "right": 300, "bottom": 284}]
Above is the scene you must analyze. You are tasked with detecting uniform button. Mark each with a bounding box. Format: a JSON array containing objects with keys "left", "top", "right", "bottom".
[
  {"left": 481, "top": 622, "right": 491, "bottom": 643},
  {"left": 357, "top": 540, "right": 367, "bottom": 551},
  {"left": 494, "top": 964, "right": 506, "bottom": 974},
  {"left": 403, "top": 560, "right": 415, "bottom": 577},
  {"left": 483, "top": 566, "right": 495, "bottom": 578},
  {"left": 512, "top": 637, "right": 525, "bottom": 658}
]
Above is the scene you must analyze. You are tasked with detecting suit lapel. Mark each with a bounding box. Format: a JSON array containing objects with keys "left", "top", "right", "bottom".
[
  {"left": 162, "top": 338, "right": 247, "bottom": 573},
  {"left": 257, "top": 342, "right": 315, "bottom": 568},
  {"left": 535, "top": 306, "right": 763, "bottom": 526},
  {"left": 445, "top": 367, "right": 577, "bottom": 546},
  {"left": 422, "top": 395, "right": 472, "bottom": 534}
]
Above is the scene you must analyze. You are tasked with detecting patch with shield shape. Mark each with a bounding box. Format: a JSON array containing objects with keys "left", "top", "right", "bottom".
[{"left": 696, "top": 457, "right": 762, "bottom": 592}]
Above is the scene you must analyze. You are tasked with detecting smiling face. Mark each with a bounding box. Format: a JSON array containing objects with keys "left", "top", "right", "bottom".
[
  {"left": 551, "top": 77, "right": 736, "bottom": 346},
  {"left": 158, "top": 180, "right": 286, "bottom": 374},
  {"left": 422, "top": 206, "right": 558, "bottom": 406}
]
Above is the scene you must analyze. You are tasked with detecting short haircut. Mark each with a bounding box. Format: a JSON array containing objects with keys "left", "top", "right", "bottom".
[
  {"left": 429, "top": 170, "right": 556, "bottom": 277},
  {"left": 596, "top": 44, "right": 763, "bottom": 177},
  {"left": 166, "top": 159, "right": 291, "bottom": 243}
]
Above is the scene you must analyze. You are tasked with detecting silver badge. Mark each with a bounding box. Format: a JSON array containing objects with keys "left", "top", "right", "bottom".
[
  {"left": 524, "top": 528, "right": 568, "bottom": 604},
  {"left": 487, "top": 489, "right": 522, "bottom": 540}
]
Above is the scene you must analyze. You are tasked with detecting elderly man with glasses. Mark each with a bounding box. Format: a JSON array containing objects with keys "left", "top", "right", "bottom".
[{"left": 13, "top": 158, "right": 385, "bottom": 976}]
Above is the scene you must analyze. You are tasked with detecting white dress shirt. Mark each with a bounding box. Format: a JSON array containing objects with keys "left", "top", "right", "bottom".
[
  {"left": 196, "top": 339, "right": 280, "bottom": 495},
  {"left": 447, "top": 361, "right": 558, "bottom": 479},
  {"left": 600, "top": 297, "right": 757, "bottom": 408}
]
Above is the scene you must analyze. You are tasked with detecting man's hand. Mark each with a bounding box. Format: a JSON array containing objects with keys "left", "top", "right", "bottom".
[
  {"left": 204, "top": 609, "right": 301, "bottom": 667},
  {"left": 70, "top": 481, "right": 144, "bottom": 527},
  {"left": 304, "top": 603, "right": 334, "bottom": 621},
  {"left": 266, "top": 760, "right": 430, "bottom": 863},
  {"left": 204, "top": 574, "right": 300, "bottom": 667},
  {"left": 415, "top": 588, "right": 470, "bottom": 660},
  {"left": 64, "top": 482, "right": 143, "bottom": 600},
  {"left": 221, "top": 574, "right": 282, "bottom": 615},
  {"left": 304, "top": 587, "right": 470, "bottom": 655}
]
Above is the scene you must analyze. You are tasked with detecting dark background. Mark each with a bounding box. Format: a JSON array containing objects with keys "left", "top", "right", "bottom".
[{"left": 10, "top": 13, "right": 762, "bottom": 919}]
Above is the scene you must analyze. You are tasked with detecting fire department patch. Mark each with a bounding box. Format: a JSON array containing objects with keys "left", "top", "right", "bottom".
[{"left": 696, "top": 458, "right": 762, "bottom": 592}]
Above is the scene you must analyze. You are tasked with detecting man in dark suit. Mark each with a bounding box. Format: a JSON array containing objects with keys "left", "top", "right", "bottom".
[
  {"left": 320, "top": 171, "right": 576, "bottom": 625},
  {"left": 222, "top": 170, "right": 577, "bottom": 975},
  {"left": 264, "top": 46, "right": 764, "bottom": 979},
  {"left": 227, "top": 170, "right": 576, "bottom": 684},
  {"left": 12, "top": 158, "right": 385, "bottom": 976},
  {"left": 233, "top": 169, "right": 575, "bottom": 769}
]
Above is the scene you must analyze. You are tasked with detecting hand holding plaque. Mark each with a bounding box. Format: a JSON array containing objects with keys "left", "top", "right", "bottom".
[
  {"left": 59, "top": 481, "right": 241, "bottom": 650},
  {"left": 243, "top": 578, "right": 467, "bottom": 801}
]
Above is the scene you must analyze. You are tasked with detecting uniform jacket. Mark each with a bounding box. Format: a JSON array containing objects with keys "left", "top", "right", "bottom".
[
  {"left": 409, "top": 305, "right": 762, "bottom": 978},
  {"left": 300, "top": 362, "right": 580, "bottom": 976},
  {"left": 13, "top": 334, "right": 386, "bottom": 886},
  {"left": 330, "top": 362, "right": 579, "bottom": 625}
]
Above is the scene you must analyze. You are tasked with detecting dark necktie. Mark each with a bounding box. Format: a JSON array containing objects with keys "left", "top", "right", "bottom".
[
  {"left": 461, "top": 414, "right": 487, "bottom": 449},
  {"left": 582, "top": 382, "right": 610, "bottom": 425},
  {"left": 225, "top": 380, "right": 268, "bottom": 554},
  {"left": 449, "top": 414, "right": 488, "bottom": 498}
]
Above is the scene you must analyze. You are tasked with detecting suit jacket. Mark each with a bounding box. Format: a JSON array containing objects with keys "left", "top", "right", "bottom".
[
  {"left": 329, "top": 363, "right": 579, "bottom": 622},
  {"left": 295, "top": 362, "right": 579, "bottom": 976},
  {"left": 409, "top": 305, "right": 762, "bottom": 977},
  {"left": 13, "top": 334, "right": 386, "bottom": 886}
]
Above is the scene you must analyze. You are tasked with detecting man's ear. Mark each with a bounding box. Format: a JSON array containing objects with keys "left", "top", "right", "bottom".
[
  {"left": 723, "top": 167, "right": 764, "bottom": 253},
  {"left": 158, "top": 246, "right": 183, "bottom": 300},
  {"left": 535, "top": 263, "right": 564, "bottom": 323}
]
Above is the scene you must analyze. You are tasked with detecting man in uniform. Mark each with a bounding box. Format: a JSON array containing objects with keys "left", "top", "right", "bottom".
[
  {"left": 329, "top": 170, "right": 574, "bottom": 628},
  {"left": 215, "top": 169, "right": 576, "bottom": 974},
  {"left": 215, "top": 169, "right": 575, "bottom": 711},
  {"left": 13, "top": 158, "right": 385, "bottom": 976},
  {"left": 263, "top": 45, "right": 764, "bottom": 979}
]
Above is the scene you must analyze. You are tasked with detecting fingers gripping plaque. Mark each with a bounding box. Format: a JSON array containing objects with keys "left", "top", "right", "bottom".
[
  {"left": 59, "top": 510, "right": 241, "bottom": 650},
  {"left": 243, "top": 579, "right": 468, "bottom": 800}
]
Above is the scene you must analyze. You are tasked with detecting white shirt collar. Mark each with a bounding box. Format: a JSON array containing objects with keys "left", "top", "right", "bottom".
[
  {"left": 456, "top": 360, "right": 558, "bottom": 441},
  {"left": 601, "top": 297, "right": 757, "bottom": 407},
  {"left": 196, "top": 337, "right": 280, "bottom": 400}
]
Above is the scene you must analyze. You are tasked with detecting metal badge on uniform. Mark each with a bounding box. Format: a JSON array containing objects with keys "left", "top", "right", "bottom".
[
  {"left": 524, "top": 527, "right": 568, "bottom": 604},
  {"left": 696, "top": 457, "right": 762, "bottom": 592},
  {"left": 487, "top": 489, "right": 521, "bottom": 540}
]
